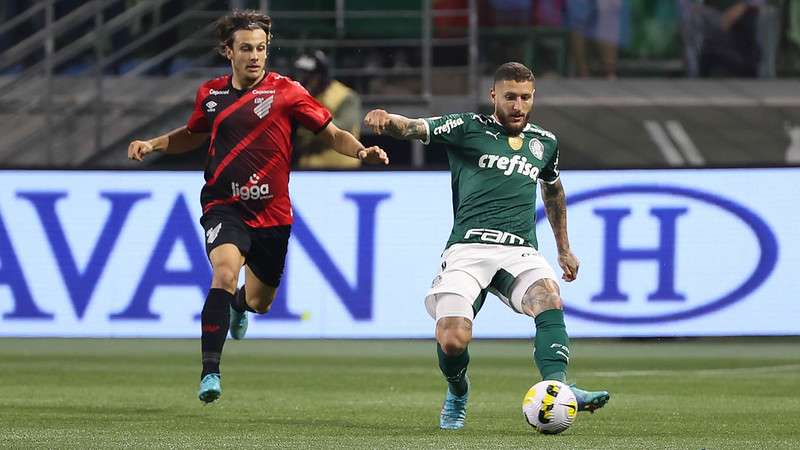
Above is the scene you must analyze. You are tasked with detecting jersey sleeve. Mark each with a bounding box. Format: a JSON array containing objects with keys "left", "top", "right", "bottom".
[
  {"left": 186, "top": 86, "right": 211, "bottom": 133},
  {"left": 539, "top": 141, "right": 560, "bottom": 184},
  {"left": 421, "top": 113, "right": 467, "bottom": 146},
  {"left": 290, "top": 83, "right": 333, "bottom": 133}
]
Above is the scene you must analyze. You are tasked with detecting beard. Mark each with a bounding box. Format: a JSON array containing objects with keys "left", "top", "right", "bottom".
[{"left": 496, "top": 108, "right": 530, "bottom": 135}]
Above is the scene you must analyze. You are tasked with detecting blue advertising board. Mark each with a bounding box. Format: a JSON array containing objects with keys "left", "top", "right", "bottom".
[{"left": 0, "top": 169, "right": 797, "bottom": 337}]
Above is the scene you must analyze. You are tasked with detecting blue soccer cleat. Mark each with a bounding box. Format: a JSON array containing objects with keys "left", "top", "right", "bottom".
[
  {"left": 439, "top": 376, "right": 469, "bottom": 430},
  {"left": 229, "top": 306, "right": 248, "bottom": 340},
  {"left": 198, "top": 373, "right": 222, "bottom": 404},
  {"left": 570, "top": 384, "right": 610, "bottom": 413}
]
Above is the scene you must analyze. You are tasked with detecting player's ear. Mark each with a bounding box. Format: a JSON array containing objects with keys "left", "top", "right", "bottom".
[
  {"left": 225, "top": 45, "right": 233, "bottom": 61},
  {"left": 490, "top": 88, "right": 496, "bottom": 103}
]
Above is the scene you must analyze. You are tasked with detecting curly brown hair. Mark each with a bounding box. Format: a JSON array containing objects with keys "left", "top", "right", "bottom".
[{"left": 214, "top": 10, "right": 272, "bottom": 56}]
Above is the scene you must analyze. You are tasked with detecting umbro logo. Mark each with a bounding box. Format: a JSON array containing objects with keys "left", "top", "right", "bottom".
[
  {"left": 254, "top": 95, "right": 274, "bottom": 119},
  {"left": 206, "top": 223, "right": 222, "bottom": 244},
  {"left": 205, "top": 100, "right": 217, "bottom": 112}
]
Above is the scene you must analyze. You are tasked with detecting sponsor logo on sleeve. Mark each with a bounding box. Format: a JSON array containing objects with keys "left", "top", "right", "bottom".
[{"left": 433, "top": 117, "right": 464, "bottom": 136}]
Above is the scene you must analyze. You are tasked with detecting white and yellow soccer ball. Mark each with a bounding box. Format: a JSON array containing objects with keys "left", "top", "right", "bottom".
[{"left": 522, "top": 380, "right": 578, "bottom": 434}]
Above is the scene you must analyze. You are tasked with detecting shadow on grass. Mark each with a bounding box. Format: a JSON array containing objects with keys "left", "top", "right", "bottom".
[{"left": 175, "top": 410, "right": 537, "bottom": 438}]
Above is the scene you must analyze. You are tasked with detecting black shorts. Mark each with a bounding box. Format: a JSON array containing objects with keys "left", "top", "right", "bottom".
[{"left": 200, "top": 207, "right": 291, "bottom": 287}]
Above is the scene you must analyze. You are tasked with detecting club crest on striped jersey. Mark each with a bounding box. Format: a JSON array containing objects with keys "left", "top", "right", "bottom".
[{"left": 253, "top": 95, "right": 274, "bottom": 119}]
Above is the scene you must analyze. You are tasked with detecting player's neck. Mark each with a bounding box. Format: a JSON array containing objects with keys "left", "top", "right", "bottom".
[
  {"left": 492, "top": 114, "right": 521, "bottom": 136},
  {"left": 231, "top": 71, "right": 266, "bottom": 91}
]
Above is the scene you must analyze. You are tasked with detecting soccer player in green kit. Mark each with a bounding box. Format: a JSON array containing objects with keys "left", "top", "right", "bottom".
[{"left": 364, "top": 62, "right": 610, "bottom": 430}]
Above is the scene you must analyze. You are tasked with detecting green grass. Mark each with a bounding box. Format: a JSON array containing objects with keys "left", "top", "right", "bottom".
[{"left": 1, "top": 338, "right": 799, "bottom": 449}]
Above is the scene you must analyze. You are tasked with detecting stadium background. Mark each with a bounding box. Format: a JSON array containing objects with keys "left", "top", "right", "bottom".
[{"left": 1, "top": 1, "right": 799, "bottom": 448}]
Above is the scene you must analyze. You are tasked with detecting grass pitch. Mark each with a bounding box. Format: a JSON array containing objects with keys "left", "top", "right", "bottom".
[{"left": 1, "top": 338, "right": 798, "bottom": 449}]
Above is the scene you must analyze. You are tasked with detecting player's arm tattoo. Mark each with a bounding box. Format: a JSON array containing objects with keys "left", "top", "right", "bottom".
[
  {"left": 385, "top": 117, "right": 427, "bottom": 141},
  {"left": 540, "top": 179, "right": 570, "bottom": 252}
]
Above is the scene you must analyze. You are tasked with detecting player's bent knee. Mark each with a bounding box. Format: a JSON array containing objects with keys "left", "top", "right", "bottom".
[
  {"left": 247, "top": 292, "right": 275, "bottom": 314},
  {"left": 441, "top": 342, "right": 467, "bottom": 356},
  {"left": 211, "top": 266, "right": 239, "bottom": 291},
  {"left": 439, "top": 334, "right": 469, "bottom": 356},
  {"left": 429, "top": 294, "right": 473, "bottom": 354},
  {"left": 252, "top": 303, "right": 271, "bottom": 314},
  {"left": 521, "top": 279, "right": 563, "bottom": 317},
  {"left": 251, "top": 299, "right": 272, "bottom": 314},
  {"left": 246, "top": 285, "right": 278, "bottom": 314},
  {"left": 522, "top": 292, "right": 563, "bottom": 317},
  {"left": 542, "top": 294, "right": 563, "bottom": 312},
  {"left": 436, "top": 316, "right": 472, "bottom": 356}
]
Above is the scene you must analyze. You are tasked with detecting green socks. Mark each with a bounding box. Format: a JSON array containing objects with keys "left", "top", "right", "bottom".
[
  {"left": 435, "top": 309, "right": 568, "bottom": 394},
  {"left": 533, "top": 309, "right": 570, "bottom": 383},
  {"left": 437, "top": 343, "right": 470, "bottom": 396}
]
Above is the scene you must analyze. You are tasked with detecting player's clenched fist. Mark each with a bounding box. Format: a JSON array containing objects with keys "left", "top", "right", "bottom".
[
  {"left": 364, "top": 109, "right": 391, "bottom": 135},
  {"left": 558, "top": 250, "right": 580, "bottom": 282},
  {"left": 128, "top": 140, "right": 155, "bottom": 161}
]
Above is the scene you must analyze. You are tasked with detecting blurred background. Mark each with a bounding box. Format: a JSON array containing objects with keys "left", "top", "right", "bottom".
[
  {"left": 1, "top": 0, "right": 799, "bottom": 170},
  {"left": 1, "top": 1, "right": 799, "bottom": 340},
  {"left": 1, "top": 4, "right": 799, "bottom": 445}
]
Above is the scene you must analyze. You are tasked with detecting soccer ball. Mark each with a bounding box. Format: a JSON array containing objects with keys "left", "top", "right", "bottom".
[{"left": 522, "top": 380, "right": 578, "bottom": 434}]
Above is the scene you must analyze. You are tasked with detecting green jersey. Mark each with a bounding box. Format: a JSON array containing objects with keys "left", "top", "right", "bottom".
[{"left": 422, "top": 113, "right": 559, "bottom": 250}]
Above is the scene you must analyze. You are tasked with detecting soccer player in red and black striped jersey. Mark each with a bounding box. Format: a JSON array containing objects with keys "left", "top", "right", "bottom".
[{"left": 127, "top": 10, "right": 388, "bottom": 403}]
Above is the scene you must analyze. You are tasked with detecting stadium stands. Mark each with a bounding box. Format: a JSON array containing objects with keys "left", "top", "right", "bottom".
[{"left": 1, "top": 0, "right": 798, "bottom": 168}]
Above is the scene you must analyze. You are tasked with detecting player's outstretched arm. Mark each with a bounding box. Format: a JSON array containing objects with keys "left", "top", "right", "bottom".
[
  {"left": 127, "top": 126, "right": 209, "bottom": 162},
  {"left": 540, "top": 179, "right": 579, "bottom": 282},
  {"left": 364, "top": 109, "right": 427, "bottom": 141},
  {"left": 317, "top": 122, "right": 389, "bottom": 165}
]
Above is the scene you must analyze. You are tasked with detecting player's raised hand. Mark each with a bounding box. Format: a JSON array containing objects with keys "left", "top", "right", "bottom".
[
  {"left": 364, "top": 109, "right": 391, "bottom": 135},
  {"left": 128, "top": 140, "right": 155, "bottom": 162},
  {"left": 358, "top": 146, "right": 389, "bottom": 165},
  {"left": 558, "top": 250, "right": 579, "bottom": 282}
]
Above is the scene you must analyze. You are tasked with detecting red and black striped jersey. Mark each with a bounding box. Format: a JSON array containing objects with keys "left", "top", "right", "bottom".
[{"left": 186, "top": 72, "right": 332, "bottom": 228}]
